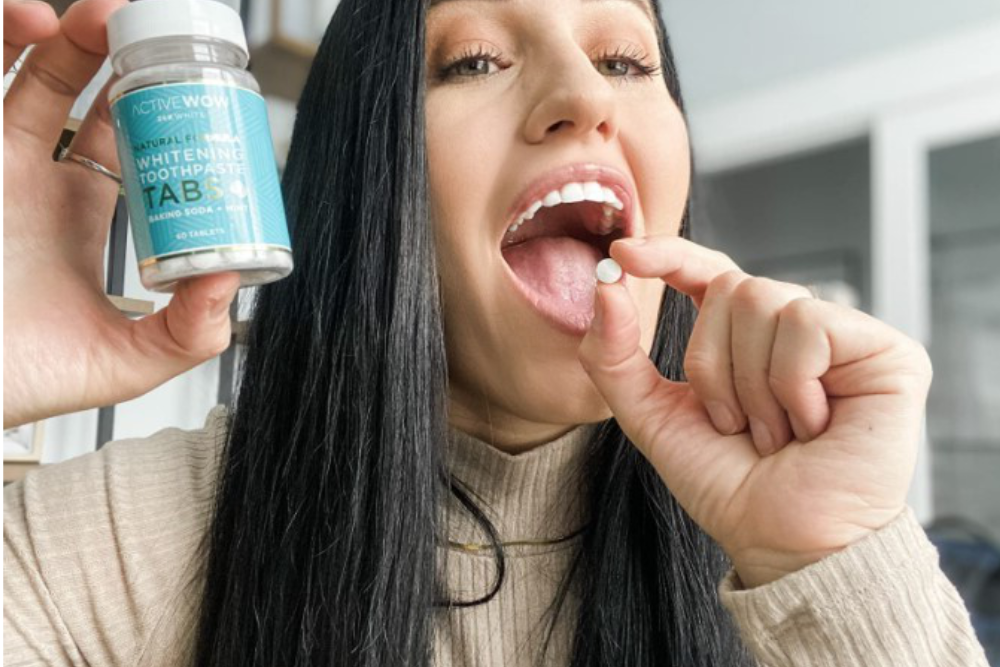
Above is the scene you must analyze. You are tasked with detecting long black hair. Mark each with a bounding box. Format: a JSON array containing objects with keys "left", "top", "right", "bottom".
[{"left": 188, "top": 0, "right": 752, "bottom": 664}]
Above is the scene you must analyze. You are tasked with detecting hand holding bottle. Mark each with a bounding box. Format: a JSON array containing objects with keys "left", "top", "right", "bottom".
[{"left": 3, "top": 0, "right": 241, "bottom": 429}]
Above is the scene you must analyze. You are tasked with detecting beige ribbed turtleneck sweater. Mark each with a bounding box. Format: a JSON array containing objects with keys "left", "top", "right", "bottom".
[{"left": 4, "top": 405, "right": 989, "bottom": 666}]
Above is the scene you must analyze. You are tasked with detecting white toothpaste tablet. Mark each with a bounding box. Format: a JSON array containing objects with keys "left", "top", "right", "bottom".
[{"left": 596, "top": 258, "right": 623, "bottom": 284}]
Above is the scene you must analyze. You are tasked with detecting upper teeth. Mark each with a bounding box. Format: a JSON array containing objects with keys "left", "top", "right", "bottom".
[{"left": 508, "top": 181, "right": 624, "bottom": 233}]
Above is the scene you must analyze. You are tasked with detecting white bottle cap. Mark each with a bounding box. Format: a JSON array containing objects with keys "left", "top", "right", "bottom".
[{"left": 107, "top": 0, "right": 248, "bottom": 60}]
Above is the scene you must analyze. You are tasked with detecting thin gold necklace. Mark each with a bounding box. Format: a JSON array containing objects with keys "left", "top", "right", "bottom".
[{"left": 446, "top": 523, "right": 588, "bottom": 554}]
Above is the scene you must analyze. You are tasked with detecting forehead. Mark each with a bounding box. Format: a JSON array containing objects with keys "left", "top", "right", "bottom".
[{"left": 427, "top": 0, "right": 657, "bottom": 28}]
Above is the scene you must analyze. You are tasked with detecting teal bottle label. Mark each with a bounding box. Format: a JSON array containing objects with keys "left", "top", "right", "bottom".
[{"left": 110, "top": 81, "right": 291, "bottom": 263}]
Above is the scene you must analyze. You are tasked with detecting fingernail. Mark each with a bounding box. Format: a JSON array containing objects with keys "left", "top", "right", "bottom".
[
  {"left": 619, "top": 237, "right": 647, "bottom": 246},
  {"left": 705, "top": 401, "right": 739, "bottom": 435},
  {"left": 748, "top": 417, "right": 775, "bottom": 455},
  {"left": 788, "top": 414, "right": 810, "bottom": 443}
]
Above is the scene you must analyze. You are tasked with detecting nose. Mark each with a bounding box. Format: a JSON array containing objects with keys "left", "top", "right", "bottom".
[{"left": 522, "top": 42, "right": 620, "bottom": 146}]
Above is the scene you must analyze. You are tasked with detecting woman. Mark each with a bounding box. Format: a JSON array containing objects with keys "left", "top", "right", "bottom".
[{"left": 2, "top": 0, "right": 990, "bottom": 665}]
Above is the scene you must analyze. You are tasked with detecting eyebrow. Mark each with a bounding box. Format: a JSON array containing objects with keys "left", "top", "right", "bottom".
[{"left": 427, "top": 0, "right": 656, "bottom": 27}]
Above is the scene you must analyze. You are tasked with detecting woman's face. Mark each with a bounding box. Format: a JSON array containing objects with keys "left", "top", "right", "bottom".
[{"left": 425, "top": 0, "right": 691, "bottom": 451}]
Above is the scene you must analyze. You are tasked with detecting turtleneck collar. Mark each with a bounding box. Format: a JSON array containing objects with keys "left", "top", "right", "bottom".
[{"left": 442, "top": 421, "right": 601, "bottom": 549}]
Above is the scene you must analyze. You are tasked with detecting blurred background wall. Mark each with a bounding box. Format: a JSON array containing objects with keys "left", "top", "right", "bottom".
[
  {"left": 665, "top": 6, "right": 1000, "bottom": 652},
  {"left": 660, "top": 0, "right": 1000, "bottom": 540},
  {"left": 7, "top": 1, "right": 999, "bottom": 635}
]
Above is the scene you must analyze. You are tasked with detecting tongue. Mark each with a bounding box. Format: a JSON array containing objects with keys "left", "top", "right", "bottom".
[{"left": 502, "top": 236, "right": 602, "bottom": 308}]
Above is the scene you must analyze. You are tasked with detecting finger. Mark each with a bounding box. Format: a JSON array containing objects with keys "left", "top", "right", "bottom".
[
  {"left": 768, "top": 298, "right": 832, "bottom": 441},
  {"left": 610, "top": 235, "right": 741, "bottom": 308},
  {"left": 730, "top": 277, "right": 810, "bottom": 455},
  {"left": 683, "top": 270, "right": 748, "bottom": 435},
  {"left": 124, "top": 273, "right": 242, "bottom": 390},
  {"left": 579, "top": 271, "right": 762, "bottom": 518},
  {"left": 64, "top": 72, "right": 121, "bottom": 183},
  {"left": 4, "top": 0, "right": 127, "bottom": 151},
  {"left": 770, "top": 298, "right": 932, "bottom": 432},
  {"left": 3, "top": 0, "right": 59, "bottom": 74},
  {"left": 578, "top": 278, "right": 685, "bottom": 458}
]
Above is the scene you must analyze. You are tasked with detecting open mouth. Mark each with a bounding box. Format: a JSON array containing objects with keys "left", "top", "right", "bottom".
[{"left": 499, "top": 178, "right": 631, "bottom": 336}]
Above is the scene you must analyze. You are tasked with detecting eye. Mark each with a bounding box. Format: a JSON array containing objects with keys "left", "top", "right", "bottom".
[
  {"left": 594, "top": 44, "right": 662, "bottom": 80},
  {"left": 435, "top": 42, "right": 661, "bottom": 83},
  {"left": 438, "top": 45, "right": 508, "bottom": 81}
]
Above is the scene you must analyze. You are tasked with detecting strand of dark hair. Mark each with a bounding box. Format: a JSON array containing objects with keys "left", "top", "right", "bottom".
[{"left": 191, "top": 0, "right": 444, "bottom": 663}]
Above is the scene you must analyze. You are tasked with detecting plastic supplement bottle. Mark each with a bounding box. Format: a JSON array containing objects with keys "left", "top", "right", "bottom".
[{"left": 106, "top": 0, "right": 293, "bottom": 293}]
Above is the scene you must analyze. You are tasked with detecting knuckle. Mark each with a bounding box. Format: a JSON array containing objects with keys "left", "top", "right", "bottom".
[
  {"left": 903, "top": 339, "right": 934, "bottom": 384},
  {"left": 683, "top": 349, "right": 722, "bottom": 383},
  {"left": 767, "top": 371, "right": 798, "bottom": 400},
  {"left": 889, "top": 355, "right": 933, "bottom": 398},
  {"left": 732, "top": 371, "right": 760, "bottom": 398},
  {"left": 705, "top": 271, "right": 747, "bottom": 302},
  {"left": 708, "top": 269, "right": 746, "bottom": 298},
  {"left": 781, "top": 296, "right": 817, "bottom": 327},
  {"left": 732, "top": 276, "right": 774, "bottom": 310},
  {"left": 732, "top": 277, "right": 814, "bottom": 315},
  {"left": 24, "top": 57, "right": 77, "bottom": 99},
  {"left": 759, "top": 276, "right": 813, "bottom": 300},
  {"left": 597, "top": 352, "right": 638, "bottom": 386}
]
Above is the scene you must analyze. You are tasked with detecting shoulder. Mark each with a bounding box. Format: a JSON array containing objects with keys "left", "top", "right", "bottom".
[
  {"left": 6, "top": 403, "right": 230, "bottom": 542},
  {"left": 88, "top": 402, "right": 230, "bottom": 513},
  {"left": 3, "top": 404, "right": 231, "bottom": 666}
]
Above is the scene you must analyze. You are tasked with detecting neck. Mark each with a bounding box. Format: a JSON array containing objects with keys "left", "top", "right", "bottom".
[
  {"left": 443, "top": 414, "right": 601, "bottom": 545},
  {"left": 447, "top": 391, "right": 581, "bottom": 455}
]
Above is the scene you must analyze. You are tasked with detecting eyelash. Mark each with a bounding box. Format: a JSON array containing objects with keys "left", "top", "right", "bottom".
[{"left": 436, "top": 43, "right": 662, "bottom": 83}]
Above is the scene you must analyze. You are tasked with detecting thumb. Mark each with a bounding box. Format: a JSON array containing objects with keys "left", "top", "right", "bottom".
[
  {"left": 128, "top": 271, "right": 241, "bottom": 379},
  {"left": 578, "top": 275, "right": 683, "bottom": 458}
]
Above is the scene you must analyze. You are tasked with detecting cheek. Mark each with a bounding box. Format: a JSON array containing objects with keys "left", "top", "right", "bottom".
[
  {"left": 425, "top": 97, "right": 464, "bottom": 238},
  {"left": 425, "top": 96, "right": 478, "bottom": 295},
  {"left": 620, "top": 96, "right": 689, "bottom": 352},
  {"left": 623, "top": 98, "right": 690, "bottom": 237},
  {"left": 425, "top": 93, "right": 506, "bottom": 261},
  {"left": 424, "top": 92, "right": 513, "bottom": 347}
]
